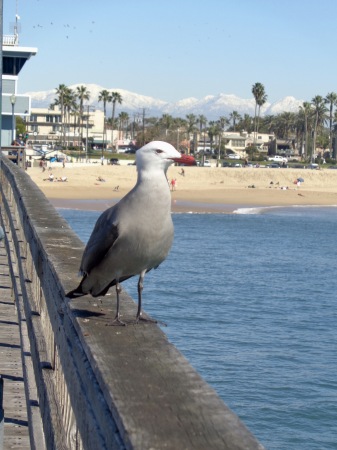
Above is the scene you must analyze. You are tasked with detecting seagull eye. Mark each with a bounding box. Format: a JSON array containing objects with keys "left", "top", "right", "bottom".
[{"left": 155, "top": 149, "right": 164, "bottom": 154}]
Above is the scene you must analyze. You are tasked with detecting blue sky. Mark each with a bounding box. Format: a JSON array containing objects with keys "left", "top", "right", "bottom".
[{"left": 4, "top": 0, "right": 337, "bottom": 104}]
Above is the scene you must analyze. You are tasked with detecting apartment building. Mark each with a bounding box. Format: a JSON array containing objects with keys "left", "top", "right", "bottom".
[{"left": 26, "top": 107, "right": 105, "bottom": 148}]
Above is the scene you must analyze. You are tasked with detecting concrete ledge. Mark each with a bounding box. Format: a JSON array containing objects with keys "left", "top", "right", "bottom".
[{"left": 0, "top": 156, "right": 264, "bottom": 449}]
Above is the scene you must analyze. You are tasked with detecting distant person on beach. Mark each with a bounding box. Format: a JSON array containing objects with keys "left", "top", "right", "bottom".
[
  {"left": 43, "top": 173, "right": 54, "bottom": 181},
  {"left": 180, "top": 168, "right": 185, "bottom": 176}
]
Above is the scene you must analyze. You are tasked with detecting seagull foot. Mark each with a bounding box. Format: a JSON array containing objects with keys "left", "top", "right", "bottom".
[
  {"left": 135, "top": 316, "right": 167, "bottom": 327},
  {"left": 105, "top": 316, "right": 127, "bottom": 326}
]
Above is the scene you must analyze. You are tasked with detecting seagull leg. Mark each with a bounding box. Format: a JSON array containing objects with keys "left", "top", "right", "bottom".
[
  {"left": 135, "top": 271, "right": 165, "bottom": 325},
  {"left": 106, "top": 281, "right": 126, "bottom": 326},
  {"left": 136, "top": 271, "right": 146, "bottom": 322}
]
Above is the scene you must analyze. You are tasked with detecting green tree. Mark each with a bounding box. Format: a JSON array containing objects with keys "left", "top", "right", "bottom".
[{"left": 16, "top": 116, "right": 26, "bottom": 136}]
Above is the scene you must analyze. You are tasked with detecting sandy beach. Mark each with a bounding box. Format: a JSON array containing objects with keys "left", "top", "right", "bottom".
[{"left": 27, "top": 163, "right": 337, "bottom": 213}]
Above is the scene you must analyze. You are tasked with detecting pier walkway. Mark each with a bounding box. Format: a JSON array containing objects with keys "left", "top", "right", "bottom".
[{"left": 0, "top": 237, "right": 30, "bottom": 448}]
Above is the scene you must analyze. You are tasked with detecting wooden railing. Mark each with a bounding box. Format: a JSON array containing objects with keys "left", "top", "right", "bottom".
[{"left": 0, "top": 155, "right": 265, "bottom": 449}]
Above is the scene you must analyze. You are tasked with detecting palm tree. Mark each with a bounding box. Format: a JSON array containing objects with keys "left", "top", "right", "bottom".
[
  {"left": 277, "top": 112, "right": 296, "bottom": 139},
  {"left": 185, "top": 113, "right": 198, "bottom": 153},
  {"left": 252, "top": 82, "right": 267, "bottom": 142},
  {"left": 110, "top": 91, "right": 123, "bottom": 142},
  {"left": 158, "top": 114, "right": 174, "bottom": 136},
  {"left": 299, "top": 102, "right": 312, "bottom": 159},
  {"left": 197, "top": 114, "right": 207, "bottom": 134},
  {"left": 218, "top": 116, "right": 229, "bottom": 130},
  {"left": 208, "top": 121, "right": 223, "bottom": 163},
  {"left": 52, "top": 84, "right": 71, "bottom": 147},
  {"left": 71, "top": 105, "right": 80, "bottom": 145},
  {"left": 325, "top": 92, "right": 337, "bottom": 158},
  {"left": 229, "top": 111, "right": 241, "bottom": 131},
  {"left": 118, "top": 111, "right": 130, "bottom": 139},
  {"left": 98, "top": 89, "right": 112, "bottom": 149},
  {"left": 197, "top": 115, "right": 208, "bottom": 161},
  {"left": 216, "top": 116, "right": 229, "bottom": 158},
  {"left": 76, "top": 85, "right": 91, "bottom": 145},
  {"left": 63, "top": 88, "right": 77, "bottom": 146},
  {"left": 260, "top": 114, "right": 275, "bottom": 134},
  {"left": 311, "top": 95, "right": 328, "bottom": 162},
  {"left": 237, "top": 114, "right": 253, "bottom": 133}
]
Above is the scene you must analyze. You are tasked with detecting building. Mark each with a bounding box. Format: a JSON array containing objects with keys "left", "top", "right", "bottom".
[
  {"left": 1, "top": 30, "right": 37, "bottom": 146},
  {"left": 223, "top": 131, "right": 275, "bottom": 156},
  {"left": 26, "top": 106, "right": 105, "bottom": 149}
]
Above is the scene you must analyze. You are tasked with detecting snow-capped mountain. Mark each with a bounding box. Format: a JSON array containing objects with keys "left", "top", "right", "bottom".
[{"left": 24, "top": 83, "right": 303, "bottom": 119}]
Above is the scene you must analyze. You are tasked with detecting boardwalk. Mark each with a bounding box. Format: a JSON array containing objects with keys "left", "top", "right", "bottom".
[{"left": 0, "top": 239, "right": 30, "bottom": 449}]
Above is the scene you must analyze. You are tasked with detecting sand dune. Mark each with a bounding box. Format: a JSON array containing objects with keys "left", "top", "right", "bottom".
[{"left": 27, "top": 163, "right": 337, "bottom": 213}]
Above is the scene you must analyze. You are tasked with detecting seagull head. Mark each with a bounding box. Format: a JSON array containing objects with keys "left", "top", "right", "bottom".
[{"left": 136, "top": 141, "right": 181, "bottom": 172}]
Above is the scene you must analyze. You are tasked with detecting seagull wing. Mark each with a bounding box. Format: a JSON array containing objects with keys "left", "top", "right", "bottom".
[{"left": 80, "top": 209, "right": 119, "bottom": 275}]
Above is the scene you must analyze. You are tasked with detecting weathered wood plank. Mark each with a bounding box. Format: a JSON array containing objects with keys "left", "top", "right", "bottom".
[{"left": 0, "top": 245, "right": 30, "bottom": 449}]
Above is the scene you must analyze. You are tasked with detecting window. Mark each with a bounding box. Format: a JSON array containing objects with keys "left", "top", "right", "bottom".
[
  {"left": 232, "top": 139, "right": 244, "bottom": 147},
  {"left": 46, "top": 115, "right": 61, "bottom": 123}
]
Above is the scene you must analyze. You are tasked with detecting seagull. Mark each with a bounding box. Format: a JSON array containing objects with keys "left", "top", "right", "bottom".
[{"left": 66, "top": 141, "right": 181, "bottom": 325}]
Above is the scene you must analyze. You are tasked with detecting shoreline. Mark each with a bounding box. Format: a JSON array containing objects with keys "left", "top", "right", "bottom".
[
  {"left": 48, "top": 197, "right": 255, "bottom": 214},
  {"left": 27, "top": 164, "right": 337, "bottom": 214}
]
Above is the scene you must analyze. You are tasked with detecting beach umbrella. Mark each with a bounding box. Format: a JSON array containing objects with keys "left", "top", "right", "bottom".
[{"left": 297, "top": 177, "right": 304, "bottom": 182}]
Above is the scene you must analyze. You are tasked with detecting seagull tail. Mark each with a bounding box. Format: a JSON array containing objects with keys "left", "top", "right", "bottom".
[{"left": 66, "top": 277, "right": 87, "bottom": 299}]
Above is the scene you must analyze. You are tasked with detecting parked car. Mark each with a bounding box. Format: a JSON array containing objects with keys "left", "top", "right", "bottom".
[
  {"left": 268, "top": 155, "right": 288, "bottom": 163},
  {"left": 109, "top": 158, "right": 120, "bottom": 165},
  {"left": 227, "top": 154, "right": 241, "bottom": 160},
  {"left": 202, "top": 160, "right": 211, "bottom": 167}
]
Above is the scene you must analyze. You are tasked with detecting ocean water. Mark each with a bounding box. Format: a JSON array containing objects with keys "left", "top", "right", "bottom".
[{"left": 59, "top": 206, "right": 337, "bottom": 450}]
